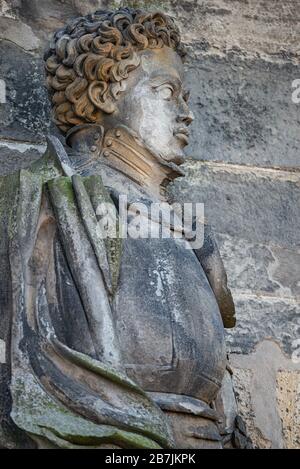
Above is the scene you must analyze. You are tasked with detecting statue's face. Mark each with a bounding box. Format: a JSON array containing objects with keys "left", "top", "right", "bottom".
[{"left": 103, "top": 47, "right": 194, "bottom": 164}]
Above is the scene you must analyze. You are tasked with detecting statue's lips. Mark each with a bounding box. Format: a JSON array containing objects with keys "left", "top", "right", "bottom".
[{"left": 174, "top": 128, "right": 190, "bottom": 146}]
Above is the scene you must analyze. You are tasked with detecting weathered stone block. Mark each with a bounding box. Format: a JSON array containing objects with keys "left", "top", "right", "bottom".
[
  {"left": 169, "top": 161, "right": 300, "bottom": 248},
  {"left": 0, "top": 78, "right": 6, "bottom": 104},
  {"left": 217, "top": 235, "right": 300, "bottom": 300},
  {"left": 231, "top": 341, "right": 300, "bottom": 449},
  {"left": 10, "top": 1, "right": 300, "bottom": 63},
  {"left": 0, "top": 141, "right": 44, "bottom": 175},
  {"left": 226, "top": 296, "right": 299, "bottom": 356},
  {"left": 231, "top": 365, "right": 271, "bottom": 449},
  {"left": 0, "top": 41, "right": 51, "bottom": 142},
  {"left": 0, "top": 339, "right": 5, "bottom": 364},
  {"left": 185, "top": 56, "right": 300, "bottom": 168},
  {"left": 0, "top": 17, "right": 39, "bottom": 51},
  {"left": 277, "top": 371, "right": 300, "bottom": 449}
]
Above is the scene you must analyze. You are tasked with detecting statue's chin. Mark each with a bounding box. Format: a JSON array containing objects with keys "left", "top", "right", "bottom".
[
  {"left": 125, "top": 127, "right": 186, "bottom": 166},
  {"left": 143, "top": 141, "right": 186, "bottom": 166},
  {"left": 156, "top": 139, "right": 189, "bottom": 166},
  {"left": 159, "top": 150, "right": 186, "bottom": 166}
]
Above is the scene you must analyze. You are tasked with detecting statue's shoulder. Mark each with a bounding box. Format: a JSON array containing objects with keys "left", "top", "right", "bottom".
[
  {"left": 0, "top": 136, "right": 66, "bottom": 193},
  {"left": 28, "top": 135, "right": 68, "bottom": 181}
]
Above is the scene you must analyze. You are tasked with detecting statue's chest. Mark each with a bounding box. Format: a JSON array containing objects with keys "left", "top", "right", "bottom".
[{"left": 113, "top": 236, "right": 226, "bottom": 402}]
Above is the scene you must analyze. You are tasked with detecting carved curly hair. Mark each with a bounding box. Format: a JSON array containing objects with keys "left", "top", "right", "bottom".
[{"left": 44, "top": 8, "right": 182, "bottom": 134}]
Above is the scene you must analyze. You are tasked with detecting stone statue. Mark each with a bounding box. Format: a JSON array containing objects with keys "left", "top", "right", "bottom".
[{"left": 0, "top": 8, "right": 247, "bottom": 449}]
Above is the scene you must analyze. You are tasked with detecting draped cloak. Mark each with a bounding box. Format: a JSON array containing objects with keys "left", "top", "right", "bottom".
[{"left": 0, "top": 136, "right": 174, "bottom": 449}]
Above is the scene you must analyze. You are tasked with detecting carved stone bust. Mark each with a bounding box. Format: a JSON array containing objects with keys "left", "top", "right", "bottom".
[{"left": 0, "top": 8, "right": 241, "bottom": 449}]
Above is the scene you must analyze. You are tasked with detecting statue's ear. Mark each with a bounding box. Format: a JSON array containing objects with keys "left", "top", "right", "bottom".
[{"left": 88, "top": 81, "right": 116, "bottom": 114}]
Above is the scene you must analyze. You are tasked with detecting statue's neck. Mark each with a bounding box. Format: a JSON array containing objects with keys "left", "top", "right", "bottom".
[{"left": 66, "top": 124, "right": 184, "bottom": 200}]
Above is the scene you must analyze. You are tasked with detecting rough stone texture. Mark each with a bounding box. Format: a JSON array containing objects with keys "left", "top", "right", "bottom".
[
  {"left": 230, "top": 366, "right": 270, "bottom": 449},
  {"left": 0, "top": 0, "right": 299, "bottom": 449},
  {"left": 185, "top": 57, "right": 300, "bottom": 168},
  {"left": 227, "top": 296, "right": 299, "bottom": 356},
  {"left": 0, "top": 79, "right": 6, "bottom": 103},
  {"left": 231, "top": 341, "right": 300, "bottom": 449},
  {"left": 170, "top": 162, "right": 300, "bottom": 248},
  {"left": 0, "top": 141, "right": 44, "bottom": 175},
  {"left": 277, "top": 371, "right": 300, "bottom": 449},
  {"left": 8, "top": 1, "right": 300, "bottom": 62},
  {"left": 218, "top": 235, "right": 300, "bottom": 299},
  {"left": 0, "top": 42, "right": 51, "bottom": 142},
  {"left": 0, "top": 339, "right": 5, "bottom": 364},
  {"left": 0, "top": 16, "right": 39, "bottom": 50}
]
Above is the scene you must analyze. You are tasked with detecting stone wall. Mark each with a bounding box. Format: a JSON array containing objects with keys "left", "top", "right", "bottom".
[{"left": 0, "top": 0, "right": 299, "bottom": 448}]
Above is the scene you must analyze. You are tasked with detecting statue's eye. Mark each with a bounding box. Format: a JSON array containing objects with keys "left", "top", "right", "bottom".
[{"left": 157, "top": 85, "right": 174, "bottom": 100}]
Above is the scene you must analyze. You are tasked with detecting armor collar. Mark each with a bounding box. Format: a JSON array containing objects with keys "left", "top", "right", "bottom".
[{"left": 66, "top": 124, "right": 184, "bottom": 200}]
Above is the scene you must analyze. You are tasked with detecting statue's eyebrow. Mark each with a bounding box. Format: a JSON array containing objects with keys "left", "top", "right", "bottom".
[{"left": 149, "top": 73, "right": 182, "bottom": 89}]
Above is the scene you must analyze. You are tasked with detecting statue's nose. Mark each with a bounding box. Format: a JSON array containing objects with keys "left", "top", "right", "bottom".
[
  {"left": 176, "top": 111, "right": 194, "bottom": 126},
  {"left": 177, "top": 98, "right": 194, "bottom": 126}
]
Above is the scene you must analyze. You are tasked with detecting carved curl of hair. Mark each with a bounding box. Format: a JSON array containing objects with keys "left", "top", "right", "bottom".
[{"left": 44, "top": 8, "right": 182, "bottom": 134}]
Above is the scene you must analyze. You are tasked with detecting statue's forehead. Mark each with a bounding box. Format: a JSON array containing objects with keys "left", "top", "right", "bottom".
[{"left": 139, "top": 47, "right": 184, "bottom": 81}]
